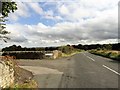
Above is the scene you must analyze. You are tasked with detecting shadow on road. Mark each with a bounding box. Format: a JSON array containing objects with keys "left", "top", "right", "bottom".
[{"left": 108, "top": 60, "right": 120, "bottom": 64}]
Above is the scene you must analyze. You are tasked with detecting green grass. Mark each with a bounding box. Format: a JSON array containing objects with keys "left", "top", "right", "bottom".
[
  {"left": 89, "top": 49, "right": 120, "bottom": 60},
  {"left": 7, "top": 80, "right": 38, "bottom": 89},
  {"left": 61, "top": 50, "right": 81, "bottom": 58}
]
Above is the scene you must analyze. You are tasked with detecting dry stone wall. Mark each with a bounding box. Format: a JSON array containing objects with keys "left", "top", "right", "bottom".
[
  {"left": 53, "top": 50, "right": 62, "bottom": 59},
  {"left": 0, "top": 59, "right": 14, "bottom": 88}
]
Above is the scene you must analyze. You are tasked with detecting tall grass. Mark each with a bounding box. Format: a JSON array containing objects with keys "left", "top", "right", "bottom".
[{"left": 89, "top": 50, "right": 120, "bottom": 60}]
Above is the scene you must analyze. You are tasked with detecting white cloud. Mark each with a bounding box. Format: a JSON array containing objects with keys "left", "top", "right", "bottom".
[
  {"left": 28, "top": 2, "right": 43, "bottom": 15},
  {"left": 1, "top": 0, "right": 118, "bottom": 48},
  {"left": 9, "top": 2, "right": 62, "bottom": 21},
  {"left": 42, "top": 10, "right": 63, "bottom": 20},
  {"left": 57, "top": 0, "right": 118, "bottom": 21},
  {"left": 8, "top": 2, "right": 31, "bottom": 21},
  {"left": 5, "top": 13, "right": 118, "bottom": 47},
  {"left": 7, "top": 2, "right": 43, "bottom": 22},
  {"left": 79, "top": 0, "right": 118, "bottom": 10},
  {"left": 59, "top": 5, "right": 69, "bottom": 15}
]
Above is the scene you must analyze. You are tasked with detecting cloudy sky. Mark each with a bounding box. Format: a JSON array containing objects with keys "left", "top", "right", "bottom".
[{"left": 0, "top": 0, "right": 119, "bottom": 48}]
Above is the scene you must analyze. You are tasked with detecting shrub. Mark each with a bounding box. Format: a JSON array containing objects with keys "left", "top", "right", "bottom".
[
  {"left": 2, "top": 52, "right": 44, "bottom": 59},
  {"left": 89, "top": 50, "right": 120, "bottom": 61},
  {"left": 58, "top": 46, "right": 74, "bottom": 54}
]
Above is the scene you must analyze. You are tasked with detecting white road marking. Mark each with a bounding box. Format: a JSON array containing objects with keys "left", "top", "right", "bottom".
[
  {"left": 103, "top": 65, "right": 120, "bottom": 76},
  {"left": 83, "top": 53, "right": 86, "bottom": 56},
  {"left": 83, "top": 53, "right": 95, "bottom": 61},
  {"left": 87, "top": 56, "right": 95, "bottom": 61}
]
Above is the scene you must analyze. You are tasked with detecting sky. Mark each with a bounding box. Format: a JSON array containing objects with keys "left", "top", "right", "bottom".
[{"left": 0, "top": 0, "right": 119, "bottom": 48}]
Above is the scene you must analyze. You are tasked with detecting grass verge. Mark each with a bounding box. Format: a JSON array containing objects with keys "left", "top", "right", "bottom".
[
  {"left": 8, "top": 80, "right": 38, "bottom": 89},
  {"left": 89, "top": 49, "right": 120, "bottom": 61},
  {"left": 61, "top": 50, "right": 82, "bottom": 58}
]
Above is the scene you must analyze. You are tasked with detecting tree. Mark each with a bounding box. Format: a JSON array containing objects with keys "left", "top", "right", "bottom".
[
  {"left": 58, "top": 45, "right": 74, "bottom": 54},
  {"left": 103, "top": 44, "right": 112, "bottom": 50},
  {"left": 0, "top": 0, "right": 17, "bottom": 42}
]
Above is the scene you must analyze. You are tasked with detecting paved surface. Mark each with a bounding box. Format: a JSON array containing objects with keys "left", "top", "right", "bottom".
[
  {"left": 20, "top": 66, "right": 63, "bottom": 88},
  {"left": 60, "top": 52, "right": 119, "bottom": 88},
  {"left": 17, "top": 52, "right": 120, "bottom": 88},
  {"left": 17, "top": 57, "right": 69, "bottom": 88}
]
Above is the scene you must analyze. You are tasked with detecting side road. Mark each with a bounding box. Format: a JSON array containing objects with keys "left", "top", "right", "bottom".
[
  {"left": 17, "top": 57, "right": 71, "bottom": 88},
  {"left": 20, "top": 66, "right": 63, "bottom": 88}
]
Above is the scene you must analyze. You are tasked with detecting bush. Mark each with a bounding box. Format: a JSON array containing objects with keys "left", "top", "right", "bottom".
[
  {"left": 106, "top": 52, "right": 111, "bottom": 58},
  {"left": 89, "top": 50, "right": 120, "bottom": 61},
  {"left": 58, "top": 46, "right": 74, "bottom": 54},
  {"left": 2, "top": 52, "right": 45, "bottom": 59}
]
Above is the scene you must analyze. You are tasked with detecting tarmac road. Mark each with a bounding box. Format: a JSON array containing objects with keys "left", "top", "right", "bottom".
[
  {"left": 17, "top": 52, "right": 119, "bottom": 88},
  {"left": 60, "top": 52, "right": 119, "bottom": 88}
]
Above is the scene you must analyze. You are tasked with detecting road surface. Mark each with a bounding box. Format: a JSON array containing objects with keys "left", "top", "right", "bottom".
[
  {"left": 17, "top": 52, "right": 120, "bottom": 88},
  {"left": 60, "top": 52, "right": 119, "bottom": 88}
]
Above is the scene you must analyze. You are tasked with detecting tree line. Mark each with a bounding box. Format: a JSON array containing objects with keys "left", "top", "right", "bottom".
[
  {"left": 2, "top": 43, "right": 120, "bottom": 52},
  {"left": 2, "top": 45, "right": 58, "bottom": 51},
  {"left": 72, "top": 43, "right": 120, "bottom": 51}
]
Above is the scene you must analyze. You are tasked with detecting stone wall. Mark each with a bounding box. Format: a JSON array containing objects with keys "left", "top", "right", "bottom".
[
  {"left": 53, "top": 50, "right": 62, "bottom": 59},
  {"left": 0, "top": 59, "right": 14, "bottom": 88}
]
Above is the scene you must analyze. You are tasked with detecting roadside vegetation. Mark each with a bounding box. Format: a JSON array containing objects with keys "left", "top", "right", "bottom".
[
  {"left": 2, "top": 43, "right": 119, "bottom": 52},
  {"left": 58, "top": 45, "right": 82, "bottom": 58},
  {"left": 8, "top": 80, "right": 37, "bottom": 89},
  {"left": 1, "top": 43, "right": 119, "bottom": 59},
  {"left": 1, "top": 56, "right": 38, "bottom": 89},
  {"left": 61, "top": 50, "right": 81, "bottom": 57},
  {"left": 89, "top": 49, "right": 120, "bottom": 61}
]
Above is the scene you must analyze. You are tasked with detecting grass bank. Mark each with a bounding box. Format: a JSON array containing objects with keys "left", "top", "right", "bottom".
[
  {"left": 61, "top": 49, "right": 83, "bottom": 58},
  {"left": 9, "top": 80, "right": 38, "bottom": 89},
  {"left": 89, "top": 49, "right": 120, "bottom": 60}
]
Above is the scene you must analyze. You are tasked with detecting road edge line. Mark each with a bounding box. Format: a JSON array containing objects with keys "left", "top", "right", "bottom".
[
  {"left": 87, "top": 56, "right": 95, "bottom": 61},
  {"left": 103, "top": 65, "right": 120, "bottom": 76}
]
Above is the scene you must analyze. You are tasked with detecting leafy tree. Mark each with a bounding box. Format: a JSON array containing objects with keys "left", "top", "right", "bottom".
[
  {"left": 103, "top": 44, "right": 112, "bottom": 50},
  {"left": 58, "top": 45, "right": 74, "bottom": 54},
  {"left": 0, "top": 0, "right": 17, "bottom": 42}
]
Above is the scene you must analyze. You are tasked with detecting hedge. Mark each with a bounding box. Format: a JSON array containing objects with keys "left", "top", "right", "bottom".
[
  {"left": 90, "top": 50, "right": 120, "bottom": 61},
  {"left": 2, "top": 52, "right": 45, "bottom": 59}
]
